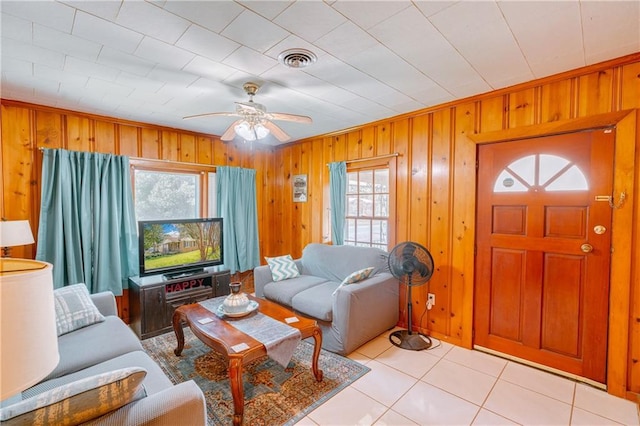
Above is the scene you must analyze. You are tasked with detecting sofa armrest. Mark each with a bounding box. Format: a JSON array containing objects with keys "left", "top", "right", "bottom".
[
  {"left": 254, "top": 259, "right": 304, "bottom": 297},
  {"left": 332, "top": 272, "right": 399, "bottom": 355},
  {"left": 84, "top": 380, "right": 206, "bottom": 426},
  {"left": 90, "top": 292, "right": 118, "bottom": 317}
]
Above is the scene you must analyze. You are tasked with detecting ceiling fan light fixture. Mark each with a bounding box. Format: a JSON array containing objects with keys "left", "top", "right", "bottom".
[
  {"left": 278, "top": 48, "right": 317, "bottom": 69},
  {"left": 234, "top": 120, "right": 270, "bottom": 141},
  {"left": 254, "top": 123, "right": 270, "bottom": 139}
]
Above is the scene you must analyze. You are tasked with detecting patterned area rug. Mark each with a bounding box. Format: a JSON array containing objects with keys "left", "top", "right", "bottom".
[{"left": 142, "top": 328, "right": 370, "bottom": 425}]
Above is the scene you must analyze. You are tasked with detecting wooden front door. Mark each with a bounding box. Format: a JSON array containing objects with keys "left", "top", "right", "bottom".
[{"left": 474, "top": 130, "right": 615, "bottom": 383}]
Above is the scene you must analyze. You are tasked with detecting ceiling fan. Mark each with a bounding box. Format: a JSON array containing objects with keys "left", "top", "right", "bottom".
[{"left": 183, "top": 82, "right": 312, "bottom": 143}]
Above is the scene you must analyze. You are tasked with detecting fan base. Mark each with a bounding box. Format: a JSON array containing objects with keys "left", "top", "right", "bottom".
[{"left": 389, "top": 330, "right": 432, "bottom": 351}]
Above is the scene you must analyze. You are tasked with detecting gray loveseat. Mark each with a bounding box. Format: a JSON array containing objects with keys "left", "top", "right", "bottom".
[
  {"left": 254, "top": 243, "right": 399, "bottom": 355},
  {"left": 2, "top": 291, "right": 206, "bottom": 425}
]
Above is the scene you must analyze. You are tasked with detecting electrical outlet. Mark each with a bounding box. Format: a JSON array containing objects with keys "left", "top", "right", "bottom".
[{"left": 427, "top": 293, "right": 435, "bottom": 310}]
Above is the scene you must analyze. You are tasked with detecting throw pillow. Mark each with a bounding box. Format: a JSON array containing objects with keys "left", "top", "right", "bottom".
[
  {"left": 332, "top": 266, "right": 375, "bottom": 296},
  {"left": 0, "top": 367, "right": 147, "bottom": 425},
  {"left": 265, "top": 255, "right": 300, "bottom": 282},
  {"left": 54, "top": 283, "right": 106, "bottom": 336}
]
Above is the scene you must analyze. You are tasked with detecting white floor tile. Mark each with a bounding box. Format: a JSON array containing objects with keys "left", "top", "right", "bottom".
[
  {"left": 444, "top": 346, "right": 507, "bottom": 377},
  {"left": 500, "top": 361, "right": 576, "bottom": 404},
  {"left": 573, "top": 383, "right": 639, "bottom": 425},
  {"left": 422, "top": 358, "right": 497, "bottom": 405},
  {"left": 472, "top": 408, "right": 519, "bottom": 425},
  {"left": 375, "top": 345, "right": 440, "bottom": 378},
  {"left": 348, "top": 351, "right": 373, "bottom": 365},
  {"left": 484, "top": 380, "right": 572, "bottom": 425},
  {"left": 373, "top": 409, "right": 419, "bottom": 425},
  {"left": 392, "top": 381, "right": 480, "bottom": 425},
  {"left": 356, "top": 335, "right": 395, "bottom": 359},
  {"left": 422, "top": 337, "right": 455, "bottom": 359},
  {"left": 352, "top": 359, "right": 418, "bottom": 407},
  {"left": 307, "top": 386, "right": 387, "bottom": 426},
  {"left": 294, "top": 416, "right": 319, "bottom": 425},
  {"left": 571, "top": 407, "right": 624, "bottom": 425}
]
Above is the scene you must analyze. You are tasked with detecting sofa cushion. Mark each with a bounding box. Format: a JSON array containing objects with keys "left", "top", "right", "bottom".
[
  {"left": 1, "top": 367, "right": 147, "bottom": 425},
  {"left": 301, "top": 243, "right": 389, "bottom": 283},
  {"left": 44, "top": 316, "right": 143, "bottom": 381},
  {"left": 26, "top": 351, "right": 173, "bottom": 399},
  {"left": 54, "top": 283, "right": 106, "bottom": 336},
  {"left": 332, "top": 266, "right": 375, "bottom": 296},
  {"left": 263, "top": 275, "right": 328, "bottom": 306},
  {"left": 265, "top": 254, "right": 300, "bottom": 281},
  {"left": 291, "top": 282, "right": 339, "bottom": 322}
]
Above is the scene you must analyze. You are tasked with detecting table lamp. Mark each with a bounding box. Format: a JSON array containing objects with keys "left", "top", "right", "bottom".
[
  {"left": 0, "top": 220, "right": 35, "bottom": 257},
  {"left": 0, "top": 259, "right": 59, "bottom": 400}
]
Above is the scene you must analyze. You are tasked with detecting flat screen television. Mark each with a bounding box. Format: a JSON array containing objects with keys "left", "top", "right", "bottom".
[{"left": 138, "top": 217, "right": 223, "bottom": 278}]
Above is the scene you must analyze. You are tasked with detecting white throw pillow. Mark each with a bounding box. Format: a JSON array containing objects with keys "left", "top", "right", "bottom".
[
  {"left": 54, "top": 283, "right": 105, "bottom": 336},
  {"left": 0, "top": 367, "right": 147, "bottom": 425},
  {"left": 332, "top": 267, "right": 375, "bottom": 296},
  {"left": 265, "top": 254, "right": 300, "bottom": 282}
]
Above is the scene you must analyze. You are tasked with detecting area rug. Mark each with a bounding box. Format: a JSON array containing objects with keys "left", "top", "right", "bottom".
[{"left": 142, "top": 329, "right": 370, "bottom": 425}]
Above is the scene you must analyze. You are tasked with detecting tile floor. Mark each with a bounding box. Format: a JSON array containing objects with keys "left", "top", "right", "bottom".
[{"left": 299, "top": 329, "right": 639, "bottom": 425}]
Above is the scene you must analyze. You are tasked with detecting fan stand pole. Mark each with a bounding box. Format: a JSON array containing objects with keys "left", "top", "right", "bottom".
[{"left": 389, "top": 276, "right": 432, "bottom": 351}]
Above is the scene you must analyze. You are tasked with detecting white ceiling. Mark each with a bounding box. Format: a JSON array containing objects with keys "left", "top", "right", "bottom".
[{"left": 2, "top": 1, "right": 639, "bottom": 146}]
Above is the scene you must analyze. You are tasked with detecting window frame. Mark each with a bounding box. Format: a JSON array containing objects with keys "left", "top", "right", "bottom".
[{"left": 343, "top": 157, "right": 396, "bottom": 251}]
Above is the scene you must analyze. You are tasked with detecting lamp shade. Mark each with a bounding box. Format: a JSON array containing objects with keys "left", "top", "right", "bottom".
[
  {"left": 0, "top": 259, "right": 59, "bottom": 399},
  {"left": 0, "top": 220, "right": 35, "bottom": 247}
]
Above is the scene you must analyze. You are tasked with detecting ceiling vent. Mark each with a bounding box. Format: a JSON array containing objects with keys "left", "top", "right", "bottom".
[{"left": 278, "top": 48, "right": 317, "bottom": 69}]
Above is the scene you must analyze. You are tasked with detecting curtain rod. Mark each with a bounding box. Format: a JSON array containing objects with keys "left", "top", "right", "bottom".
[{"left": 326, "top": 152, "right": 399, "bottom": 166}]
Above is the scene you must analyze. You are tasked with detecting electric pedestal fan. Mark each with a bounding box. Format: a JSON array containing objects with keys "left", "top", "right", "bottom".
[{"left": 388, "top": 242, "right": 435, "bottom": 351}]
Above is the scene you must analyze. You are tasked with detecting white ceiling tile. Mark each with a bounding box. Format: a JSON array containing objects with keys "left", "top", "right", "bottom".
[
  {"left": 238, "top": 1, "right": 293, "bottom": 20},
  {"left": 2, "top": 38, "right": 65, "bottom": 69},
  {"left": 314, "top": 21, "right": 379, "bottom": 62},
  {"left": 370, "top": 7, "right": 490, "bottom": 98},
  {"left": 222, "top": 46, "right": 278, "bottom": 76},
  {"left": 134, "top": 37, "right": 196, "bottom": 69},
  {"left": 1, "top": 0, "right": 74, "bottom": 33},
  {"left": 1, "top": 13, "right": 32, "bottom": 43},
  {"left": 332, "top": 0, "right": 412, "bottom": 30},
  {"left": 116, "top": 72, "right": 165, "bottom": 93},
  {"left": 65, "top": 56, "right": 119, "bottom": 81},
  {"left": 147, "top": 66, "right": 199, "bottom": 87},
  {"left": 183, "top": 56, "right": 238, "bottom": 81},
  {"left": 33, "top": 24, "right": 102, "bottom": 61},
  {"left": 274, "top": 1, "right": 346, "bottom": 42},
  {"left": 116, "top": 0, "right": 190, "bottom": 44},
  {"left": 73, "top": 11, "right": 143, "bottom": 54},
  {"left": 429, "top": 1, "right": 533, "bottom": 89},
  {"left": 176, "top": 24, "right": 240, "bottom": 62},
  {"left": 413, "top": 1, "right": 458, "bottom": 18},
  {"left": 85, "top": 77, "right": 134, "bottom": 97},
  {"left": 60, "top": 0, "right": 123, "bottom": 21},
  {"left": 127, "top": 89, "right": 172, "bottom": 105},
  {"left": 264, "top": 34, "right": 327, "bottom": 61},
  {"left": 162, "top": 0, "right": 244, "bottom": 33},
  {"left": 499, "top": 1, "right": 584, "bottom": 78},
  {"left": 34, "top": 63, "right": 88, "bottom": 86},
  {"left": 221, "top": 9, "right": 289, "bottom": 53},
  {"left": 96, "top": 47, "right": 153, "bottom": 78},
  {"left": 1, "top": 57, "right": 32, "bottom": 76},
  {"left": 581, "top": 1, "right": 640, "bottom": 64}
]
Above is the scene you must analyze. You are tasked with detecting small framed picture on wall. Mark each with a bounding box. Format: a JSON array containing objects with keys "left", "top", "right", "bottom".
[{"left": 293, "top": 174, "right": 307, "bottom": 202}]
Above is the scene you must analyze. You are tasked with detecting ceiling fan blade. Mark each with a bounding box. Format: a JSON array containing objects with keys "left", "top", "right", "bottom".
[
  {"left": 183, "top": 112, "right": 240, "bottom": 120},
  {"left": 235, "top": 102, "right": 260, "bottom": 112},
  {"left": 263, "top": 121, "right": 291, "bottom": 142},
  {"left": 268, "top": 112, "right": 312, "bottom": 124},
  {"left": 221, "top": 120, "right": 242, "bottom": 141}
]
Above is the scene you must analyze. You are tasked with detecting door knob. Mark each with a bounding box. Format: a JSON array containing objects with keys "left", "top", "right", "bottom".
[{"left": 580, "top": 243, "right": 593, "bottom": 253}]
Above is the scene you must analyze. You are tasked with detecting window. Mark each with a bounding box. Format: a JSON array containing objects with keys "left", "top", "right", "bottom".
[
  {"left": 132, "top": 163, "right": 216, "bottom": 221},
  {"left": 344, "top": 167, "right": 389, "bottom": 250},
  {"left": 494, "top": 154, "right": 588, "bottom": 193}
]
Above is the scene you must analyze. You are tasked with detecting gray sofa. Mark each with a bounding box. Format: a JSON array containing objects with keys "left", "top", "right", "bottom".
[
  {"left": 254, "top": 243, "right": 399, "bottom": 355},
  {"left": 3, "top": 291, "right": 206, "bottom": 425}
]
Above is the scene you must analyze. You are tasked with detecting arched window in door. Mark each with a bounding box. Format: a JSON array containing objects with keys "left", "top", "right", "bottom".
[{"left": 493, "top": 154, "right": 588, "bottom": 193}]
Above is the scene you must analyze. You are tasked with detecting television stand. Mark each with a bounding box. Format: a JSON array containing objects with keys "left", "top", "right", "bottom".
[{"left": 163, "top": 268, "right": 204, "bottom": 280}]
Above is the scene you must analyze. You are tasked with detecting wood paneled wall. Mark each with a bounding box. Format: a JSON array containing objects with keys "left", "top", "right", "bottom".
[
  {"left": 1, "top": 53, "right": 639, "bottom": 399},
  {"left": 265, "top": 53, "right": 640, "bottom": 400}
]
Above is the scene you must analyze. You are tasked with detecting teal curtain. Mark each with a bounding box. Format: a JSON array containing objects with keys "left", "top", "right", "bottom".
[
  {"left": 329, "top": 161, "right": 347, "bottom": 245},
  {"left": 36, "top": 149, "right": 138, "bottom": 295},
  {"left": 215, "top": 166, "right": 260, "bottom": 274}
]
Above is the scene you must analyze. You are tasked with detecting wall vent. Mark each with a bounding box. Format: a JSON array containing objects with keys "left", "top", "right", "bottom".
[{"left": 278, "top": 49, "right": 317, "bottom": 69}]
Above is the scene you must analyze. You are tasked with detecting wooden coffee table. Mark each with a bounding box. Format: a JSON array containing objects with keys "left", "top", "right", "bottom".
[{"left": 172, "top": 295, "right": 323, "bottom": 426}]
